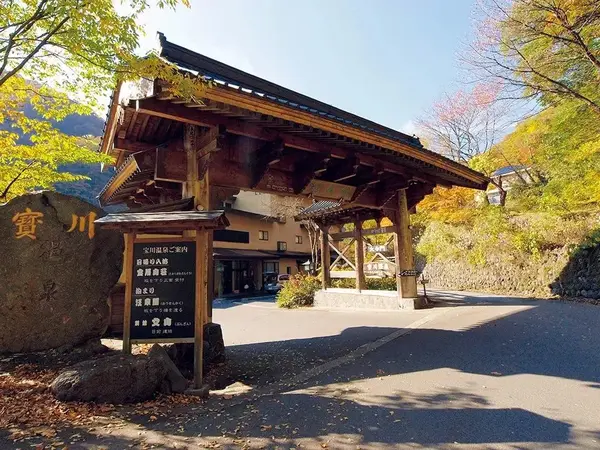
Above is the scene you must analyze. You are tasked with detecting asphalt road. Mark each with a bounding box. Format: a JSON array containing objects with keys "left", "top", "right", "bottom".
[{"left": 7, "top": 291, "right": 600, "bottom": 449}]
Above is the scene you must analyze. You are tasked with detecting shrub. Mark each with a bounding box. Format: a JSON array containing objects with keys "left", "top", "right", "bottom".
[
  {"left": 366, "top": 277, "right": 396, "bottom": 291},
  {"left": 331, "top": 278, "right": 355, "bottom": 289},
  {"left": 276, "top": 274, "right": 321, "bottom": 308},
  {"left": 330, "top": 277, "right": 397, "bottom": 291}
]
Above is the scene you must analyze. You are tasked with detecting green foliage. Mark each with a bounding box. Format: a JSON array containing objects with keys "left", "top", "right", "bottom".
[
  {"left": 330, "top": 277, "right": 397, "bottom": 291},
  {"left": 331, "top": 279, "right": 355, "bottom": 289},
  {"left": 474, "top": 101, "right": 600, "bottom": 212},
  {"left": 501, "top": 0, "right": 600, "bottom": 112},
  {"left": 571, "top": 228, "right": 600, "bottom": 256},
  {"left": 419, "top": 0, "right": 600, "bottom": 290},
  {"left": 366, "top": 277, "right": 397, "bottom": 291},
  {"left": 0, "top": 0, "right": 205, "bottom": 201},
  {"left": 276, "top": 274, "right": 321, "bottom": 309}
]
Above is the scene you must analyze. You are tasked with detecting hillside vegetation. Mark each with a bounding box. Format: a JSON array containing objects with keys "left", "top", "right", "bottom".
[
  {"left": 417, "top": 101, "right": 600, "bottom": 297},
  {"left": 415, "top": 0, "right": 600, "bottom": 298}
]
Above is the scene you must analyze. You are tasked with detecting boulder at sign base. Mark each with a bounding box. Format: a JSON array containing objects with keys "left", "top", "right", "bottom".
[
  {"left": 50, "top": 353, "right": 167, "bottom": 404},
  {"left": 148, "top": 343, "right": 188, "bottom": 394},
  {"left": 0, "top": 191, "right": 123, "bottom": 353}
]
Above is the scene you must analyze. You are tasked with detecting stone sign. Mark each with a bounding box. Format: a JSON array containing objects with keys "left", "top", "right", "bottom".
[
  {"left": 130, "top": 240, "right": 196, "bottom": 341},
  {"left": 0, "top": 191, "right": 123, "bottom": 353}
]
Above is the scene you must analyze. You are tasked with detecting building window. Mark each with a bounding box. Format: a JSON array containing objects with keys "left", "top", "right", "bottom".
[
  {"left": 286, "top": 266, "right": 292, "bottom": 274},
  {"left": 214, "top": 229, "right": 250, "bottom": 244},
  {"left": 263, "top": 261, "right": 279, "bottom": 274},
  {"left": 259, "top": 230, "right": 269, "bottom": 241},
  {"left": 295, "top": 235, "right": 302, "bottom": 244},
  {"left": 277, "top": 241, "right": 287, "bottom": 251}
]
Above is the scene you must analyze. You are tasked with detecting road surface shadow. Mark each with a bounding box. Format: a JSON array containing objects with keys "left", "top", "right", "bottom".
[
  {"left": 5, "top": 296, "right": 599, "bottom": 448},
  {"left": 209, "top": 296, "right": 600, "bottom": 390},
  {"left": 35, "top": 389, "right": 573, "bottom": 448}
]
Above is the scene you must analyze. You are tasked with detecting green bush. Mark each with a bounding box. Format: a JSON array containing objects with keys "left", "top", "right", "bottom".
[
  {"left": 331, "top": 278, "right": 355, "bottom": 289},
  {"left": 331, "top": 277, "right": 397, "bottom": 291},
  {"left": 366, "top": 277, "right": 396, "bottom": 291},
  {"left": 276, "top": 274, "right": 321, "bottom": 308}
]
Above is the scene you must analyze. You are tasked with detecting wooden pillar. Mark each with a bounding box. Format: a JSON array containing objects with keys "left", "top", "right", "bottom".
[
  {"left": 122, "top": 231, "right": 136, "bottom": 353},
  {"left": 196, "top": 174, "right": 213, "bottom": 324},
  {"left": 194, "top": 230, "right": 207, "bottom": 388},
  {"left": 354, "top": 220, "right": 366, "bottom": 292},
  {"left": 320, "top": 226, "right": 331, "bottom": 289},
  {"left": 393, "top": 189, "right": 418, "bottom": 298},
  {"left": 183, "top": 124, "right": 213, "bottom": 324}
]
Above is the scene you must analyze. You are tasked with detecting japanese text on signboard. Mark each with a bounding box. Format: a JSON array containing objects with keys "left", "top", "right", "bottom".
[{"left": 130, "top": 241, "right": 196, "bottom": 341}]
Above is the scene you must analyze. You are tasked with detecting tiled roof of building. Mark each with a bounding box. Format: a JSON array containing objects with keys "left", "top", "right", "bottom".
[
  {"left": 492, "top": 165, "right": 528, "bottom": 177},
  {"left": 158, "top": 33, "right": 422, "bottom": 150}
]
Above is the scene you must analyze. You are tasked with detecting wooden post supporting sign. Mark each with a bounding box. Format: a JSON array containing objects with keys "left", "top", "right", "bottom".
[
  {"left": 122, "top": 231, "right": 136, "bottom": 353},
  {"left": 194, "top": 230, "right": 206, "bottom": 388}
]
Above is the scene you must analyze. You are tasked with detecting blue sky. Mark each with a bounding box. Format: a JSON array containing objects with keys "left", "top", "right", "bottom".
[{"left": 139, "top": 0, "right": 476, "bottom": 135}]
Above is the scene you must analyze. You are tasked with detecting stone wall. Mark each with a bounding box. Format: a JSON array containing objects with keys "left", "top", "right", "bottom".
[
  {"left": 421, "top": 243, "right": 600, "bottom": 299},
  {"left": 314, "top": 288, "right": 422, "bottom": 310}
]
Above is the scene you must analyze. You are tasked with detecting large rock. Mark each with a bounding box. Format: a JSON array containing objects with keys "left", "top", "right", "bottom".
[
  {"left": 165, "top": 323, "right": 226, "bottom": 376},
  {"left": 50, "top": 353, "right": 167, "bottom": 403},
  {"left": 0, "top": 191, "right": 123, "bottom": 353},
  {"left": 148, "top": 344, "right": 188, "bottom": 394}
]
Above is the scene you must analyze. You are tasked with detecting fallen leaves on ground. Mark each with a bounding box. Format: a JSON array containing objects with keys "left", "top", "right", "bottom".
[{"left": 0, "top": 363, "right": 204, "bottom": 444}]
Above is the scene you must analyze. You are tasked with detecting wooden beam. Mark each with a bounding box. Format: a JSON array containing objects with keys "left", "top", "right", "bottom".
[
  {"left": 99, "top": 82, "right": 123, "bottom": 158},
  {"left": 194, "top": 230, "right": 206, "bottom": 388},
  {"left": 330, "top": 225, "right": 395, "bottom": 240},
  {"left": 329, "top": 239, "right": 356, "bottom": 271},
  {"left": 210, "top": 156, "right": 295, "bottom": 195},
  {"left": 131, "top": 98, "right": 486, "bottom": 189},
  {"left": 198, "top": 86, "right": 488, "bottom": 185},
  {"left": 114, "top": 138, "right": 170, "bottom": 153},
  {"left": 321, "top": 156, "right": 359, "bottom": 183},
  {"left": 250, "top": 138, "right": 285, "bottom": 188},
  {"left": 122, "top": 231, "right": 135, "bottom": 354},
  {"left": 195, "top": 125, "right": 227, "bottom": 160},
  {"left": 292, "top": 153, "right": 330, "bottom": 194},
  {"left": 197, "top": 126, "right": 226, "bottom": 181}
]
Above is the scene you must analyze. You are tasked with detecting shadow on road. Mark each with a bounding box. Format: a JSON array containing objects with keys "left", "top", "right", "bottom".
[
  {"left": 52, "top": 389, "right": 573, "bottom": 448},
  {"left": 9, "top": 294, "right": 600, "bottom": 448},
  {"left": 210, "top": 294, "right": 600, "bottom": 390}
]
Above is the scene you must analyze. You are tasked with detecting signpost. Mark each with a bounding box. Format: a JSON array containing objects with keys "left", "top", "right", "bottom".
[
  {"left": 130, "top": 239, "right": 196, "bottom": 343},
  {"left": 95, "top": 211, "right": 229, "bottom": 390}
]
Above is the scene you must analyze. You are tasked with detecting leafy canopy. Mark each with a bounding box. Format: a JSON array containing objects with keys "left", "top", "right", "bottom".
[
  {"left": 472, "top": 0, "right": 600, "bottom": 114},
  {"left": 0, "top": 0, "right": 206, "bottom": 202}
]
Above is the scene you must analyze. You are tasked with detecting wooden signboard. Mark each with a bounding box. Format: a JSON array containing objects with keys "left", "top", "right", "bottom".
[
  {"left": 96, "top": 210, "right": 230, "bottom": 390},
  {"left": 130, "top": 239, "right": 196, "bottom": 343},
  {"left": 302, "top": 179, "right": 356, "bottom": 201}
]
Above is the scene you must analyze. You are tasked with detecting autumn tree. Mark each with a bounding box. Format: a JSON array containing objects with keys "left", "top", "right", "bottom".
[
  {"left": 0, "top": 0, "right": 206, "bottom": 202},
  {"left": 417, "top": 84, "right": 524, "bottom": 205},
  {"left": 469, "top": 0, "right": 600, "bottom": 115}
]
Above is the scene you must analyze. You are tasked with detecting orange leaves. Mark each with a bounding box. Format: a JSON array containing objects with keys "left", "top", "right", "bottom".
[
  {"left": 415, "top": 186, "right": 478, "bottom": 226},
  {"left": 0, "top": 360, "right": 203, "bottom": 444}
]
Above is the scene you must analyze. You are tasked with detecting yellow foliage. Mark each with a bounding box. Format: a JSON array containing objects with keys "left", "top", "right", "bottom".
[{"left": 414, "top": 186, "right": 478, "bottom": 226}]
